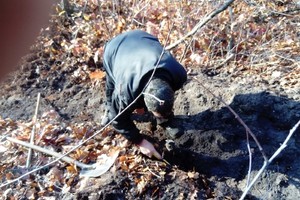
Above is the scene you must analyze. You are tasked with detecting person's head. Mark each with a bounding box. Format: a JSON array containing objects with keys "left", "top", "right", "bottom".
[{"left": 143, "top": 78, "right": 174, "bottom": 120}]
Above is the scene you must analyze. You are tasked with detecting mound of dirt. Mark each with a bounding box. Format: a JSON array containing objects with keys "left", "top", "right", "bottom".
[{"left": 173, "top": 77, "right": 300, "bottom": 199}]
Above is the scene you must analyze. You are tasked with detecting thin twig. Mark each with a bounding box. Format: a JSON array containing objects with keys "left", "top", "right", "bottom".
[
  {"left": 146, "top": 167, "right": 161, "bottom": 179},
  {"left": 143, "top": 158, "right": 161, "bottom": 179},
  {"left": 245, "top": 123, "right": 252, "bottom": 188},
  {"left": 166, "top": 0, "right": 235, "bottom": 50},
  {"left": 179, "top": 39, "right": 194, "bottom": 63},
  {"left": 268, "top": 120, "right": 300, "bottom": 163},
  {"left": 98, "top": 0, "right": 112, "bottom": 36},
  {"left": 194, "top": 76, "right": 300, "bottom": 199},
  {"left": 240, "top": 119, "right": 300, "bottom": 199},
  {"left": 131, "top": 1, "right": 149, "bottom": 26},
  {"left": 214, "top": 53, "right": 235, "bottom": 70},
  {"left": 26, "top": 93, "right": 41, "bottom": 168}
]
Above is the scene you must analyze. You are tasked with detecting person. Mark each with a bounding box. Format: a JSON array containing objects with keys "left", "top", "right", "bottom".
[{"left": 101, "top": 30, "right": 187, "bottom": 159}]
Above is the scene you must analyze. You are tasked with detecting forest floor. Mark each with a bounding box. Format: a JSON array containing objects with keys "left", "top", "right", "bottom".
[{"left": 0, "top": 0, "right": 299, "bottom": 199}]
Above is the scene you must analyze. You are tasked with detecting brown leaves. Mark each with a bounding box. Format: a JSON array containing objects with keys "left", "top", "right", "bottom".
[
  {"left": 0, "top": 112, "right": 123, "bottom": 197},
  {"left": 5, "top": 172, "right": 14, "bottom": 180},
  {"left": 89, "top": 70, "right": 106, "bottom": 80},
  {"left": 30, "top": 0, "right": 299, "bottom": 96},
  {"left": 136, "top": 175, "right": 148, "bottom": 194},
  {"left": 48, "top": 166, "right": 65, "bottom": 182}
]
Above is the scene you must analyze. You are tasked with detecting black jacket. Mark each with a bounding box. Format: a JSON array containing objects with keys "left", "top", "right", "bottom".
[{"left": 103, "top": 30, "right": 187, "bottom": 144}]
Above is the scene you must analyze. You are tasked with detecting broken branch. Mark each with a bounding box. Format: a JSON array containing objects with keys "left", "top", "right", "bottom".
[
  {"left": 166, "top": 0, "right": 235, "bottom": 50},
  {"left": 26, "top": 93, "right": 41, "bottom": 168},
  {"left": 240, "top": 119, "right": 300, "bottom": 199},
  {"left": 6, "top": 137, "right": 120, "bottom": 178}
]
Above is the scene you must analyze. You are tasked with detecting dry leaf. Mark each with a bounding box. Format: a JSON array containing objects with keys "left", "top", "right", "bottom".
[
  {"left": 137, "top": 176, "right": 148, "bottom": 194},
  {"left": 48, "top": 166, "right": 64, "bottom": 181},
  {"left": 119, "top": 155, "right": 127, "bottom": 162},
  {"left": 187, "top": 171, "right": 199, "bottom": 179},
  {"left": 26, "top": 189, "right": 36, "bottom": 200},
  {"left": 66, "top": 164, "right": 78, "bottom": 174},
  {"left": 0, "top": 145, "right": 8, "bottom": 153},
  {"left": 5, "top": 172, "right": 14, "bottom": 180},
  {"left": 89, "top": 70, "right": 106, "bottom": 80}
]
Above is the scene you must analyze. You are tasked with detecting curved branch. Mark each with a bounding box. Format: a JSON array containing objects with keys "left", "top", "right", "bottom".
[
  {"left": 240, "top": 119, "right": 300, "bottom": 199},
  {"left": 166, "top": 0, "right": 235, "bottom": 50}
]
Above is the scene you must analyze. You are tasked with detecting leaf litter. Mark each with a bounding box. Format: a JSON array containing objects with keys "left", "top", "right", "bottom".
[{"left": 0, "top": 0, "right": 299, "bottom": 199}]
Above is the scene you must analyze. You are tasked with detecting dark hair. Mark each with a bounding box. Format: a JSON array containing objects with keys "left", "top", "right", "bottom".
[{"left": 144, "top": 78, "right": 174, "bottom": 117}]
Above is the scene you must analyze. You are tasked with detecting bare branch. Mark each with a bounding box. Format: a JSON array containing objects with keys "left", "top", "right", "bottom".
[
  {"left": 240, "top": 119, "right": 300, "bottom": 199},
  {"left": 166, "top": 0, "right": 235, "bottom": 50},
  {"left": 245, "top": 125, "right": 252, "bottom": 187},
  {"left": 193, "top": 77, "right": 300, "bottom": 199},
  {"left": 98, "top": 0, "right": 112, "bottom": 36},
  {"left": 269, "top": 120, "right": 300, "bottom": 163},
  {"left": 7, "top": 137, "right": 120, "bottom": 178}
]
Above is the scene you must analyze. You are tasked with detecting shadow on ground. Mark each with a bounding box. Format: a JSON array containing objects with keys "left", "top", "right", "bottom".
[{"left": 161, "top": 91, "right": 300, "bottom": 197}]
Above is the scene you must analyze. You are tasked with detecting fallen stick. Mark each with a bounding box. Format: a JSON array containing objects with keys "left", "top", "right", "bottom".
[
  {"left": 240, "top": 119, "right": 300, "bottom": 199},
  {"left": 9, "top": 137, "right": 91, "bottom": 169},
  {"left": 26, "top": 93, "right": 41, "bottom": 168},
  {"left": 7, "top": 137, "right": 119, "bottom": 178}
]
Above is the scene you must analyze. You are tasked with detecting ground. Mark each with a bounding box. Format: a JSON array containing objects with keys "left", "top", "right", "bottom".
[
  {"left": 0, "top": 0, "right": 300, "bottom": 199},
  {"left": 1, "top": 59, "right": 299, "bottom": 199}
]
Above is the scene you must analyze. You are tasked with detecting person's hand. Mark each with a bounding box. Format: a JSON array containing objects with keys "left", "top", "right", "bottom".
[{"left": 137, "top": 139, "right": 162, "bottom": 160}]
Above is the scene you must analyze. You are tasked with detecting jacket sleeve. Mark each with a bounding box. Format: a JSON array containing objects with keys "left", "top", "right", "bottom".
[
  {"left": 105, "top": 74, "right": 114, "bottom": 108},
  {"left": 107, "top": 95, "right": 144, "bottom": 144},
  {"left": 112, "top": 111, "right": 144, "bottom": 144},
  {"left": 103, "top": 51, "right": 114, "bottom": 109}
]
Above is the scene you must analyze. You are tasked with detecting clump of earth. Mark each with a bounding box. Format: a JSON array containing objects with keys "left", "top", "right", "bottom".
[{"left": 0, "top": 52, "right": 299, "bottom": 199}]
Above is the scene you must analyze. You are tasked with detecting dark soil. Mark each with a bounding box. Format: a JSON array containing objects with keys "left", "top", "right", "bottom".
[{"left": 0, "top": 55, "right": 299, "bottom": 199}]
